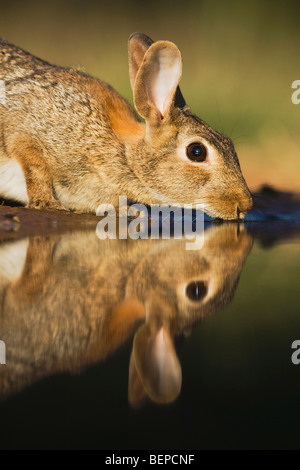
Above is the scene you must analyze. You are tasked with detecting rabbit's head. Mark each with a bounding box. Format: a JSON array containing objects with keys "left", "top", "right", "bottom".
[{"left": 128, "top": 33, "right": 252, "bottom": 220}]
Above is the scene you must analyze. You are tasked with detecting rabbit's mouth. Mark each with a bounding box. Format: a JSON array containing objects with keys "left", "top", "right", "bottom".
[
  {"left": 200, "top": 190, "right": 253, "bottom": 220},
  {"left": 202, "top": 204, "right": 248, "bottom": 221}
]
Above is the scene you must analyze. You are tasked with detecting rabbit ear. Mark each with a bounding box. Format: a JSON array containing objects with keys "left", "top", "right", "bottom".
[
  {"left": 131, "top": 323, "right": 182, "bottom": 404},
  {"left": 128, "top": 32, "right": 154, "bottom": 90},
  {"left": 133, "top": 41, "right": 183, "bottom": 122}
]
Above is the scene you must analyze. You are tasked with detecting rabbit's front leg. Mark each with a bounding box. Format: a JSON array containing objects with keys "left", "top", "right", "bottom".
[{"left": 11, "top": 135, "right": 65, "bottom": 211}]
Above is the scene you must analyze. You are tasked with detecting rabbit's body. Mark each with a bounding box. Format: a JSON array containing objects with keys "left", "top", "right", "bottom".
[
  {"left": 0, "top": 39, "right": 145, "bottom": 212},
  {"left": 0, "top": 34, "right": 252, "bottom": 218}
]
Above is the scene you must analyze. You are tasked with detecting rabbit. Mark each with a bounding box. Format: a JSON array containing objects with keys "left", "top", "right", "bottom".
[
  {"left": 0, "top": 33, "right": 252, "bottom": 219},
  {"left": 0, "top": 224, "right": 252, "bottom": 402}
]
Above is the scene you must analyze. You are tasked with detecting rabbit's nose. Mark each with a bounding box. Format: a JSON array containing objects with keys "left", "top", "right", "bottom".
[{"left": 237, "top": 194, "right": 253, "bottom": 219}]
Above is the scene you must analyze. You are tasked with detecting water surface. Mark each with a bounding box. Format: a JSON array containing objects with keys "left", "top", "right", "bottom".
[{"left": 0, "top": 222, "right": 299, "bottom": 449}]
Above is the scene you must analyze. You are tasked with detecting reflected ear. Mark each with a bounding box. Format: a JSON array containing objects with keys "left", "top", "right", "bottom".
[
  {"left": 133, "top": 41, "right": 183, "bottom": 122},
  {"left": 128, "top": 32, "right": 154, "bottom": 90},
  {"left": 132, "top": 323, "right": 182, "bottom": 404}
]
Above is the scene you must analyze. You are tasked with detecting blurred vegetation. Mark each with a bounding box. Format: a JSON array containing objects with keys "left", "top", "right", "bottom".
[{"left": 0, "top": 0, "right": 299, "bottom": 190}]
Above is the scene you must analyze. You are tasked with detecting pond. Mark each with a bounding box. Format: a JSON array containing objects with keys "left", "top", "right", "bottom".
[{"left": 0, "top": 220, "right": 300, "bottom": 450}]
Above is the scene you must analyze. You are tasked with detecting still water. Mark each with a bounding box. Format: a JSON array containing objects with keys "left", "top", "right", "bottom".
[{"left": 0, "top": 223, "right": 299, "bottom": 449}]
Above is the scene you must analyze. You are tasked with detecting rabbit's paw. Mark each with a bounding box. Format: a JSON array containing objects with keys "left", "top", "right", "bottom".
[{"left": 27, "top": 199, "right": 66, "bottom": 212}]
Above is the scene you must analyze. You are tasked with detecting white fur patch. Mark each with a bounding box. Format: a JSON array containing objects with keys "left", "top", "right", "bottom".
[
  {"left": 0, "top": 238, "right": 29, "bottom": 282},
  {"left": 0, "top": 159, "right": 28, "bottom": 204}
]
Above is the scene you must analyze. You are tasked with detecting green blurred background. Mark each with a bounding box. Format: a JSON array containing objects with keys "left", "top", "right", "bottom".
[{"left": 0, "top": 0, "right": 299, "bottom": 191}]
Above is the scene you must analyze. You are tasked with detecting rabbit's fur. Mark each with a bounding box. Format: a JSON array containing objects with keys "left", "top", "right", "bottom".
[
  {"left": 0, "top": 33, "right": 252, "bottom": 219},
  {"left": 0, "top": 225, "right": 252, "bottom": 403}
]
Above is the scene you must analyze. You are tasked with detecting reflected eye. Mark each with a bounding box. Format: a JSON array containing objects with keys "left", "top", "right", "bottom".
[
  {"left": 186, "top": 142, "right": 207, "bottom": 162},
  {"left": 185, "top": 281, "right": 207, "bottom": 301}
]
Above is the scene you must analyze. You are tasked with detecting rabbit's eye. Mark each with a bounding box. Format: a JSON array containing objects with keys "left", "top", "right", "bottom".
[
  {"left": 186, "top": 142, "right": 207, "bottom": 162},
  {"left": 185, "top": 281, "right": 207, "bottom": 301}
]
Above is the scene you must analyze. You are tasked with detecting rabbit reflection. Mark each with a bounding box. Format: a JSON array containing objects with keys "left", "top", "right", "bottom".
[{"left": 0, "top": 224, "right": 252, "bottom": 405}]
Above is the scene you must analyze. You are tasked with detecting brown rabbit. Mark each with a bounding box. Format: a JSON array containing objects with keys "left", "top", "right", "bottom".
[
  {"left": 0, "top": 33, "right": 252, "bottom": 219},
  {"left": 0, "top": 224, "right": 252, "bottom": 403}
]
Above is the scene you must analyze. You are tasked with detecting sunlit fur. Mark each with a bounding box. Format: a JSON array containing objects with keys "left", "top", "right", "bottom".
[{"left": 0, "top": 34, "right": 252, "bottom": 218}]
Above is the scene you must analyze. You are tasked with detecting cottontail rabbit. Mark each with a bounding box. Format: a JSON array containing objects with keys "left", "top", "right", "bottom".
[{"left": 0, "top": 33, "right": 252, "bottom": 219}]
